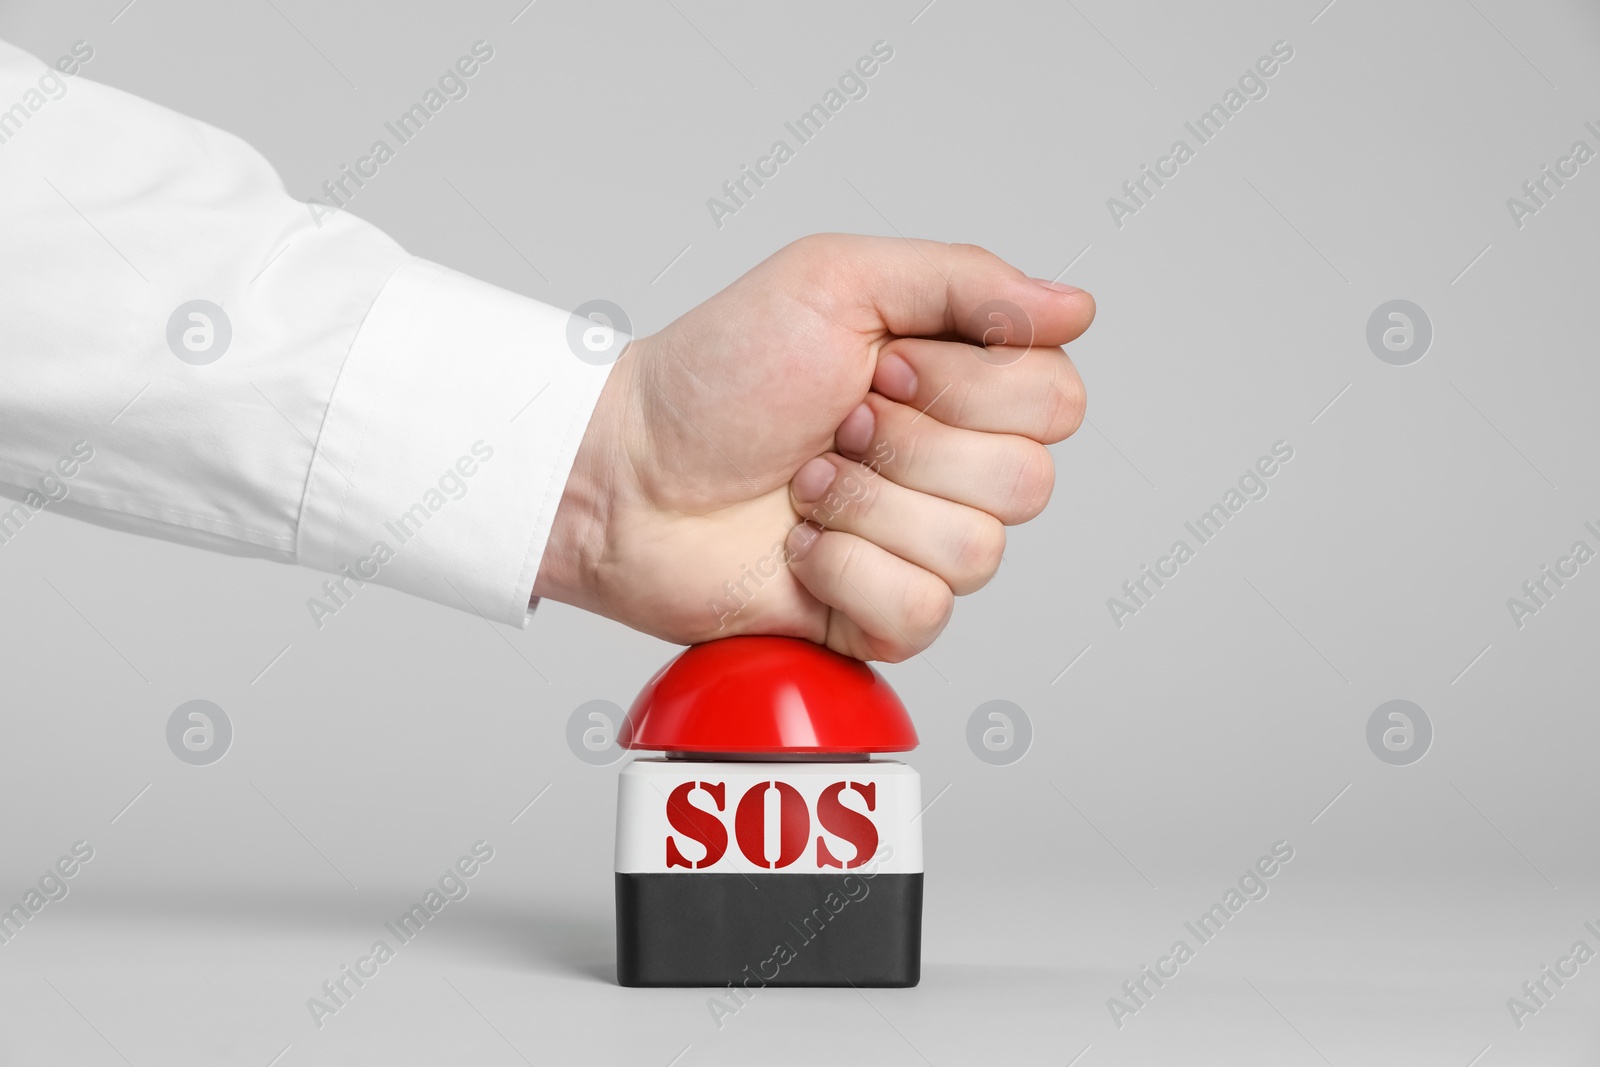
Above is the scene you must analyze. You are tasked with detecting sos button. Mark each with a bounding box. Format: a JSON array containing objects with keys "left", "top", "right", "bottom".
[{"left": 614, "top": 636, "right": 923, "bottom": 987}]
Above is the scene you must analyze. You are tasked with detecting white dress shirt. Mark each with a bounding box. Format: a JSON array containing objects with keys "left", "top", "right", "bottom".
[{"left": 0, "top": 38, "right": 613, "bottom": 627}]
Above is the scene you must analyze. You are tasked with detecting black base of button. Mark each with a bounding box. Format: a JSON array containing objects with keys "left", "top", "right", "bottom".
[{"left": 615, "top": 871, "right": 922, "bottom": 987}]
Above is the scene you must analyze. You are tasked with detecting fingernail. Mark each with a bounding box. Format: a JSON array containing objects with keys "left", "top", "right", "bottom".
[
  {"left": 873, "top": 352, "right": 918, "bottom": 403},
  {"left": 785, "top": 521, "right": 822, "bottom": 561},
  {"left": 1030, "top": 277, "right": 1082, "bottom": 294},
  {"left": 791, "top": 456, "right": 837, "bottom": 504},
  {"left": 834, "top": 402, "right": 875, "bottom": 458}
]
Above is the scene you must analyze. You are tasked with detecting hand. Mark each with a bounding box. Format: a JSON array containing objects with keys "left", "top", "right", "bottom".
[{"left": 533, "top": 234, "right": 1093, "bottom": 661}]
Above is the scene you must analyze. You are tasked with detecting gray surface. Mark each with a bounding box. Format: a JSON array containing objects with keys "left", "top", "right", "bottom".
[{"left": 2, "top": 1, "right": 1599, "bottom": 1064}]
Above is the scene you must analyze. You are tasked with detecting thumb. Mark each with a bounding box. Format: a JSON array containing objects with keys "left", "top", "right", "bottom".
[{"left": 817, "top": 234, "right": 1096, "bottom": 348}]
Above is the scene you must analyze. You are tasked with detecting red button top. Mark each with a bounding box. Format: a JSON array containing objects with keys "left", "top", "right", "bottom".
[{"left": 619, "top": 636, "right": 918, "bottom": 755}]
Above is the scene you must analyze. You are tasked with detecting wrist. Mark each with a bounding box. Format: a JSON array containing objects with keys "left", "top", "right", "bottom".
[{"left": 531, "top": 340, "right": 637, "bottom": 612}]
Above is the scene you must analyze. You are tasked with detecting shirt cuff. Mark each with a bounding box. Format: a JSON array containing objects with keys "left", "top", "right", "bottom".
[{"left": 296, "top": 257, "right": 615, "bottom": 627}]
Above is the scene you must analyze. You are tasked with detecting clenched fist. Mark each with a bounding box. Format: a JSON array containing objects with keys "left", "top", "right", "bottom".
[{"left": 533, "top": 234, "right": 1094, "bottom": 661}]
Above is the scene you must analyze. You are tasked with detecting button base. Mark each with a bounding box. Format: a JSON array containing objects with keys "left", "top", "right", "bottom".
[{"left": 615, "top": 872, "right": 922, "bottom": 987}]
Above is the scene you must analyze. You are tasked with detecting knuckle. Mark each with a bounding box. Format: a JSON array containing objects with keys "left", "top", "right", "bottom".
[
  {"left": 946, "top": 241, "right": 993, "bottom": 265},
  {"left": 950, "top": 515, "right": 1006, "bottom": 594},
  {"left": 946, "top": 378, "right": 975, "bottom": 429},
  {"left": 780, "top": 233, "right": 852, "bottom": 285},
  {"left": 840, "top": 464, "right": 882, "bottom": 520},
  {"left": 900, "top": 574, "right": 954, "bottom": 644},
  {"left": 943, "top": 242, "right": 998, "bottom": 290},
  {"left": 831, "top": 530, "right": 864, "bottom": 580},
  {"left": 873, "top": 639, "right": 916, "bottom": 665},
  {"left": 787, "top": 232, "right": 844, "bottom": 259},
  {"left": 999, "top": 441, "right": 1055, "bottom": 524},
  {"left": 872, "top": 404, "right": 915, "bottom": 471},
  {"left": 871, "top": 633, "right": 916, "bottom": 663},
  {"left": 1044, "top": 363, "right": 1087, "bottom": 442}
]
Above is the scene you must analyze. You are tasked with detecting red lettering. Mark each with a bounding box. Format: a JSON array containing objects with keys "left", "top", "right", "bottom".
[
  {"left": 664, "top": 779, "right": 885, "bottom": 870},
  {"left": 734, "top": 781, "right": 809, "bottom": 869},
  {"left": 816, "top": 781, "right": 878, "bottom": 868},
  {"left": 664, "top": 781, "right": 727, "bottom": 869}
]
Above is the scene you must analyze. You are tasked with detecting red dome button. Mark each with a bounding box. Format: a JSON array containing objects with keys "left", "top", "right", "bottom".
[{"left": 618, "top": 636, "right": 918, "bottom": 755}]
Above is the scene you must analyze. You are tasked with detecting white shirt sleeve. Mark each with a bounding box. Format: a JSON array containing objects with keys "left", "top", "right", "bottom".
[{"left": 0, "top": 38, "right": 614, "bottom": 627}]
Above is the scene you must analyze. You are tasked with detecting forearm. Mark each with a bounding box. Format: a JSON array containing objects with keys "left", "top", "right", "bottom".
[{"left": 0, "top": 37, "right": 610, "bottom": 625}]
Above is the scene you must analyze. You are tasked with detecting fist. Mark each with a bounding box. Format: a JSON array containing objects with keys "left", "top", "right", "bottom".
[{"left": 534, "top": 234, "right": 1093, "bottom": 661}]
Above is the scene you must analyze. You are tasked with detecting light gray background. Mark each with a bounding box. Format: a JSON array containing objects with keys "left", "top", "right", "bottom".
[{"left": 2, "top": 1, "right": 1597, "bottom": 1064}]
